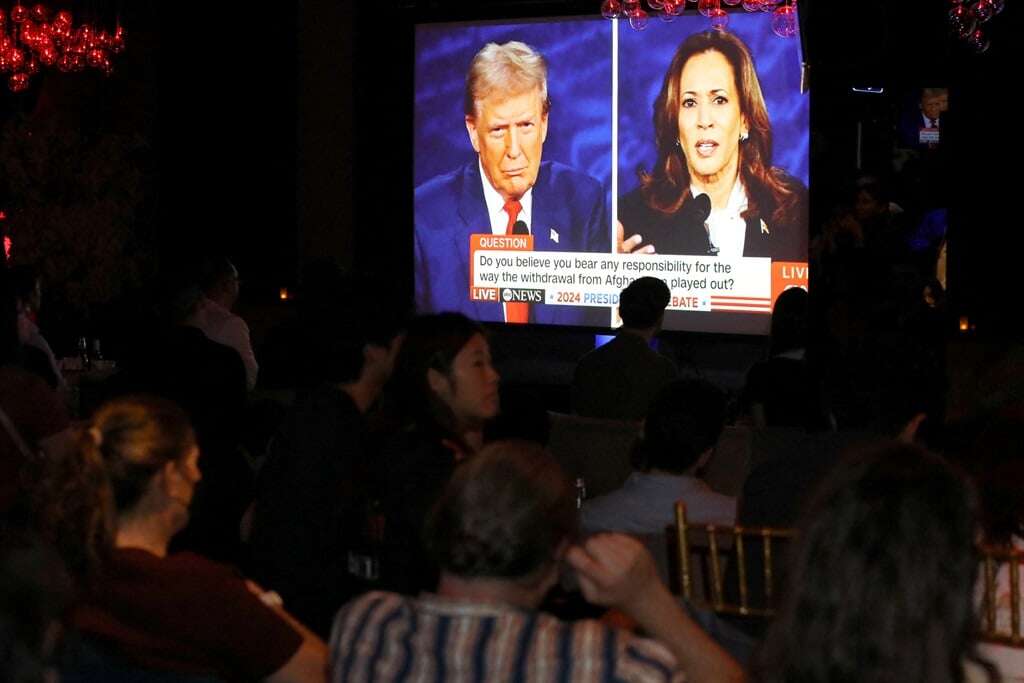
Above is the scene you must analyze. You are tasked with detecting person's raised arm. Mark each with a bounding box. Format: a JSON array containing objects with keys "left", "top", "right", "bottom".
[{"left": 567, "top": 533, "right": 744, "bottom": 683}]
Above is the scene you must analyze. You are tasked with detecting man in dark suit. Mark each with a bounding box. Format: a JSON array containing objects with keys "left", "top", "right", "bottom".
[
  {"left": 896, "top": 87, "right": 947, "bottom": 150},
  {"left": 414, "top": 41, "right": 609, "bottom": 325},
  {"left": 572, "top": 276, "right": 676, "bottom": 420}
]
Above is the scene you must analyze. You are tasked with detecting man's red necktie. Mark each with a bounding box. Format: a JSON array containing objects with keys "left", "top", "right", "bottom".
[{"left": 503, "top": 199, "right": 528, "bottom": 324}]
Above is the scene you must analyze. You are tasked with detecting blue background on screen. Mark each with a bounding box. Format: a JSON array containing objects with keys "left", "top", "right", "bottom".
[
  {"left": 414, "top": 19, "right": 614, "bottom": 194},
  {"left": 616, "top": 12, "right": 808, "bottom": 196}
]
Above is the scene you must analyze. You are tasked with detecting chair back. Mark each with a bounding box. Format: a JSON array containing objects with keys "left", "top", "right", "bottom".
[
  {"left": 702, "top": 425, "right": 752, "bottom": 497},
  {"left": 978, "top": 543, "right": 1024, "bottom": 646},
  {"left": 674, "top": 501, "right": 795, "bottom": 618}
]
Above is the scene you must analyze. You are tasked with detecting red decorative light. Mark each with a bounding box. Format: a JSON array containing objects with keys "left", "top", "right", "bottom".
[
  {"left": 3, "top": 236, "right": 11, "bottom": 262},
  {"left": 772, "top": 3, "right": 799, "bottom": 37},
  {"left": 628, "top": 6, "right": 649, "bottom": 29},
  {"left": 709, "top": 7, "right": 729, "bottom": 29},
  {"left": 0, "top": 4, "right": 126, "bottom": 92},
  {"left": 601, "top": 0, "right": 624, "bottom": 18},
  {"left": 8, "top": 71, "right": 29, "bottom": 91},
  {"left": 602, "top": 0, "right": 797, "bottom": 30},
  {"left": 698, "top": 0, "right": 719, "bottom": 17},
  {"left": 949, "top": 0, "right": 1004, "bottom": 50}
]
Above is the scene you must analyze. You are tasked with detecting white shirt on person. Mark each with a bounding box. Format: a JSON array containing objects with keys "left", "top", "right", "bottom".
[
  {"left": 195, "top": 297, "right": 258, "bottom": 391},
  {"left": 480, "top": 159, "right": 534, "bottom": 235},
  {"left": 582, "top": 471, "right": 737, "bottom": 536},
  {"left": 694, "top": 179, "right": 748, "bottom": 259}
]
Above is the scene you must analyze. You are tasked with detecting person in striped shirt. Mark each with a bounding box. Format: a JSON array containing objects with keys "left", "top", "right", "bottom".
[{"left": 329, "top": 440, "right": 742, "bottom": 682}]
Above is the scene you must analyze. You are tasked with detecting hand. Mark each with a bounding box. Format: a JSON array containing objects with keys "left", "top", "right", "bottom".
[
  {"left": 566, "top": 533, "right": 659, "bottom": 612},
  {"left": 616, "top": 220, "right": 656, "bottom": 254},
  {"left": 570, "top": 536, "right": 744, "bottom": 683},
  {"left": 245, "top": 579, "right": 284, "bottom": 607}
]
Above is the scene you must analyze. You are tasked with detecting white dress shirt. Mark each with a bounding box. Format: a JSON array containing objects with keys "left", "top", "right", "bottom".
[
  {"left": 694, "top": 179, "right": 748, "bottom": 259},
  {"left": 479, "top": 159, "right": 534, "bottom": 235},
  {"left": 196, "top": 297, "right": 258, "bottom": 390}
]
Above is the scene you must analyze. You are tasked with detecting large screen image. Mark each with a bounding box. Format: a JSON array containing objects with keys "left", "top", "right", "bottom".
[{"left": 413, "top": 13, "right": 808, "bottom": 334}]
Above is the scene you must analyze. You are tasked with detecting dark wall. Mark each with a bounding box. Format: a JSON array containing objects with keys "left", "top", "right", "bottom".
[{"left": 156, "top": 1, "right": 298, "bottom": 296}]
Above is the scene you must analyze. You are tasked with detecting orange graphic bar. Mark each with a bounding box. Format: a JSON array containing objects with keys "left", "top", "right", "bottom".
[
  {"left": 771, "top": 261, "right": 809, "bottom": 307},
  {"left": 468, "top": 233, "right": 534, "bottom": 300}
]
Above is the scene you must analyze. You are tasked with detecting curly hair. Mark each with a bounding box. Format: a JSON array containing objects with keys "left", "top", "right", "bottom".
[
  {"left": 34, "top": 396, "right": 195, "bottom": 584},
  {"left": 751, "top": 442, "right": 996, "bottom": 683},
  {"left": 425, "top": 440, "right": 576, "bottom": 583},
  {"left": 639, "top": 31, "right": 799, "bottom": 229}
]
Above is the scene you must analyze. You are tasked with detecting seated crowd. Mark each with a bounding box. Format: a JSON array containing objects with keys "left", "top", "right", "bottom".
[{"left": 3, "top": 258, "right": 1024, "bottom": 683}]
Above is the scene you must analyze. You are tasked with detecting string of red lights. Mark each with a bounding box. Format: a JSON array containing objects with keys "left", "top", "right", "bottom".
[
  {"left": 948, "top": 0, "right": 1004, "bottom": 53},
  {"left": 0, "top": 3, "right": 125, "bottom": 93},
  {"left": 598, "top": 0, "right": 798, "bottom": 37}
]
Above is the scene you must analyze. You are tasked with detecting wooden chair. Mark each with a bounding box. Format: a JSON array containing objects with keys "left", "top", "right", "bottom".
[
  {"left": 674, "top": 501, "right": 795, "bottom": 618},
  {"left": 978, "top": 544, "right": 1024, "bottom": 646}
]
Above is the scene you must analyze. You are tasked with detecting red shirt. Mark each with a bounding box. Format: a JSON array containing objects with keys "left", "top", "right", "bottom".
[{"left": 72, "top": 548, "right": 302, "bottom": 681}]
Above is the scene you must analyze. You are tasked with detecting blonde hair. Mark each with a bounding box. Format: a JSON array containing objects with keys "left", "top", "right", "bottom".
[
  {"left": 464, "top": 41, "right": 549, "bottom": 119},
  {"left": 34, "top": 396, "right": 196, "bottom": 583}
]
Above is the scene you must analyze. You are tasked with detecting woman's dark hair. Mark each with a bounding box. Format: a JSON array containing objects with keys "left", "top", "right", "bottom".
[
  {"left": 425, "top": 440, "right": 576, "bottom": 582},
  {"left": 635, "top": 378, "right": 726, "bottom": 474},
  {"left": 35, "top": 396, "right": 196, "bottom": 583},
  {"left": 379, "top": 313, "right": 487, "bottom": 437},
  {"left": 639, "top": 31, "right": 798, "bottom": 229},
  {"left": 768, "top": 286, "right": 808, "bottom": 356},
  {"left": 751, "top": 442, "right": 995, "bottom": 683}
]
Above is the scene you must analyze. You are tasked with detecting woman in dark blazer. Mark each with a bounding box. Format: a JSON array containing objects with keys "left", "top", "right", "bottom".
[{"left": 618, "top": 30, "right": 807, "bottom": 262}]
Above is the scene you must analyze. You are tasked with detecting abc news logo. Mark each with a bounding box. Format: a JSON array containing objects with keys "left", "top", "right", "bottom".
[{"left": 501, "top": 288, "right": 544, "bottom": 303}]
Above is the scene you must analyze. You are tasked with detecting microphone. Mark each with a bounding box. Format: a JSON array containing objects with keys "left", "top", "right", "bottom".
[
  {"left": 689, "top": 193, "right": 712, "bottom": 224},
  {"left": 685, "top": 193, "right": 715, "bottom": 255},
  {"left": 511, "top": 220, "right": 530, "bottom": 236}
]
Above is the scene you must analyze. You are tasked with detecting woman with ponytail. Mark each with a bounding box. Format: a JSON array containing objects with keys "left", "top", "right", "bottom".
[{"left": 42, "top": 396, "right": 326, "bottom": 682}]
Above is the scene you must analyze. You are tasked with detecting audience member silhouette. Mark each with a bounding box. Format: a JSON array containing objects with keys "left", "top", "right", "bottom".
[
  {"left": 195, "top": 255, "right": 258, "bottom": 391},
  {"left": 751, "top": 442, "right": 997, "bottom": 683},
  {"left": 247, "top": 297, "right": 404, "bottom": 636},
  {"left": 583, "top": 378, "right": 735, "bottom": 535},
  {"left": 741, "top": 286, "right": 833, "bottom": 431},
  {"left": 10, "top": 265, "right": 64, "bottom": 391},
  {"left": 572, "top": 276, "right": 676, "bottom": 420},
  {"left": 0, "top": 267, "right": 73, "bottom": 526}
]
